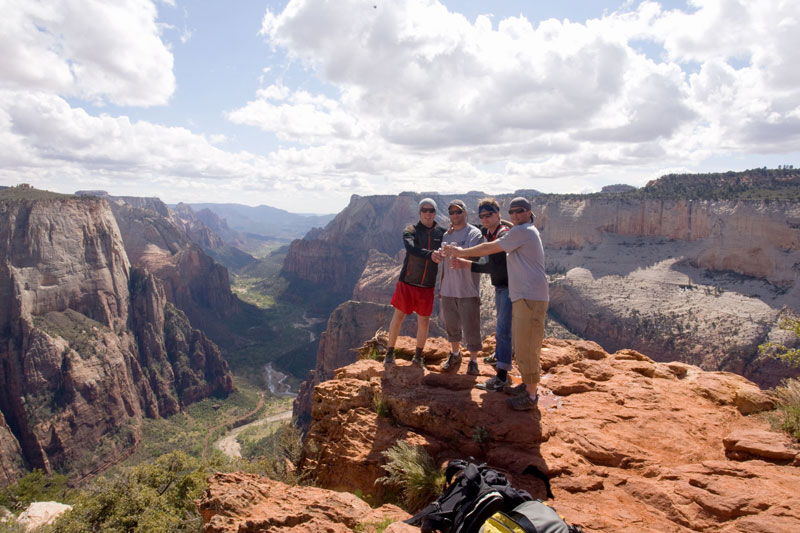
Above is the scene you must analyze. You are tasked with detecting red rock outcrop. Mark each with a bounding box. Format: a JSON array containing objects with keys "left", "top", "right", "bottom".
[
  {"left": 197, "top": 472, "right": 413, "bottom": 533},
  {"left": 0, "top": 191, "right": 234, "bottom": 486},
  {"left": 293, "top": 300, "right": 446, "bottom": 429},
  {"left": 297, "top": 337, "right": 800, "bottom": 532}
]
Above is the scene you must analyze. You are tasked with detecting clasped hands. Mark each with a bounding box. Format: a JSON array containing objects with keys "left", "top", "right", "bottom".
[{"left": 431, "top": 244, "right": 470, "bottom": 269}]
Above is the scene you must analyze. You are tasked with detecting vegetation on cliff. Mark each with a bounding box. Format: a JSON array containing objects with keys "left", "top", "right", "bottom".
[{"left": 537, "top": 167, "right": 800, "bottom": 202}]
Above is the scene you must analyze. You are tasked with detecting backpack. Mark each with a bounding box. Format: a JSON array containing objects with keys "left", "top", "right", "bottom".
[
  {"left": 480, "top": 500, "right": 584, "bottom": 533},
  {"left": 405, "top": 460, "right": 532, "bottom": 533}
]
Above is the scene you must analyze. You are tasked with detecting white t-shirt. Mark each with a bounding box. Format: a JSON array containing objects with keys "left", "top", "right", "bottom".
[{"left": 440, "top": 224, "right": 483, "bottom": 298}]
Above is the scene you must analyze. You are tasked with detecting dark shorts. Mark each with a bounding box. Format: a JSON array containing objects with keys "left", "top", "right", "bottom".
[{"left": 391, "top": 281, "right": 434, "bottom": 317}]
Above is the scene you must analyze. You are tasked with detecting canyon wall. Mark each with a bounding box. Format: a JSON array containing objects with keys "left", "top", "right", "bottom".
[
  {"left": 285, "top": 189, "right": 800, "bottom": 388},
  {"left": 0, "top": 191, "right": 234, "bottom": 486}
]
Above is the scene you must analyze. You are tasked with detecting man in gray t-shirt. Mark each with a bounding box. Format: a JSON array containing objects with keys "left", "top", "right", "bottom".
[
  {"left": 443, "top": 197, "right": 548, "bottom": 411},
  {"left": 435, "top": 199, "right": 484, "bottom": 375}
]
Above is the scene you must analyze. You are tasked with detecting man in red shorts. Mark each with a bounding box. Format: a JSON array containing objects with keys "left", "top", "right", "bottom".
[{"left": 384, "top": 198, "right": 446, "bottom": 367}]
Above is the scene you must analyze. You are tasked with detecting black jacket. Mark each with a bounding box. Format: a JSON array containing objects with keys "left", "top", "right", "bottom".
[
  {"left": 398, "top": 221, "right": 445, "bottom": 288},
  {"left": 471, "top": 221, "right": 511, "bottom": 288}
]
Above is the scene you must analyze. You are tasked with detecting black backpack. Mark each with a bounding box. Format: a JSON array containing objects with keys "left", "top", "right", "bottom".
[{"left": 405, "top": 460, "right": 533, "bottom": 533}]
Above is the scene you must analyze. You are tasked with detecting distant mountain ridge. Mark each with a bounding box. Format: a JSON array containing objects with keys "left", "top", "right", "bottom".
[{"left": 185, "top": 203, "right": 336, "bottom": 241}]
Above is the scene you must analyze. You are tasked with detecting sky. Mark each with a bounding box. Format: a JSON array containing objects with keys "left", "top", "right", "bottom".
[{"left": 1, "top": 0, "right": 799, "bottom": 213}]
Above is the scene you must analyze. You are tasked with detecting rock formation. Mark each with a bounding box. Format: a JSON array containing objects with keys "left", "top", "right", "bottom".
[
  {"left": 197, "top": 472, "right": 413, "bottom": 533},
  {"left": 292, "top": 336, "right": 800, "bottom": 532},
  {"left": 293, "top": 301, "right": 446, "bottom": 429},
  {"left": 283, "top": 175, "right": 800, "bottom": 387},
  {"left": 108, "top": 198, "right": 240, "bottom": 341},
  {"left": 0, "top": 189, "right": 234, "bottom": 486}
]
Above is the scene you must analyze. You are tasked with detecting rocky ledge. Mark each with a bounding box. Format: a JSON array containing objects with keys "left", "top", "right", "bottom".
[{"left": 201, "top": 336, "right": 800, "bottom": 532}]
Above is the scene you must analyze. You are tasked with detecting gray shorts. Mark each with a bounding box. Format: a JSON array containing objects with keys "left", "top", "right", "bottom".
[{"left": 440, "top": 296, "right": 482, "bottom": 352}]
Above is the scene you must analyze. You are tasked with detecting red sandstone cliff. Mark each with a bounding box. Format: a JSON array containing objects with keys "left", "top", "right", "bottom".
[
  {"left": 0, "top": 191, "right": 234, "bottom": 486},
  {"left": 200, "top": 336, "right": 800, "bottom": 532}
]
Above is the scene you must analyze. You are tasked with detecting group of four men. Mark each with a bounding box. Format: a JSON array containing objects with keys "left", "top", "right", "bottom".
[{"left": 383, "top": 196, "right": 549, "bottom": 411}]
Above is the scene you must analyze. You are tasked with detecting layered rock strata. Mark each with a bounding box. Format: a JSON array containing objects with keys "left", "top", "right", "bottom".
[
  {"left": 0, "top": 193, "right": 234, "bottom": 485},
  {"left": 298, "top": 336, "right": 799, "bottom": 532},
  {"left": 285, "top": 189, "right": 800, "bottom": 387}
]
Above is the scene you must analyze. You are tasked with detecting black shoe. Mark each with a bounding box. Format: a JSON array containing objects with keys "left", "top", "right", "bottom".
[
  {"left": 507, "top": 393, "right": 539, "bottom": 411},
  {"left": 441, "top": 352, "right": 462, "bottom": 372},
  {"left": 476, "top": 375, "right": 508, "bottom": 391},
  {"left": 383, "top": 352, "right": 395, "bottom": 366},
  {"left": 467, "top": 360, "right": 479, "bottom": 376},
  {"left": 411, "top": 353, "right": 426, "bottom": 368},
  {"left": 503, "top": 382, "right": 528, "bottom": 396},
  {"left": 483, "top": 353, "right": 497, "bottom": 366}
]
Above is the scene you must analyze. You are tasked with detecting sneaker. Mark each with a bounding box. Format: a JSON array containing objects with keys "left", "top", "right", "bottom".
[
  {"left": 475, "top": 374, "right": 508, "bottom": 391},
  {"left": 483, "top": 353, "right": 497, "bottom": 366},
  {"left": 467, "top": 360, "right": 480, "bottom": 376},
  {"left": 507, "top": 393, "right": 539, "bottom": 411},
  {"left": 503, "top": 382, "right": 528, "bottom": 396},
  {"left": 441, "top": 352, "right": 462, "bottom": 372},
  {"left": 383, "top": 352, "right": 395, "bottom": 366},
  {"left": 411, "top": 353, "right": 426, "bottom": 368}
]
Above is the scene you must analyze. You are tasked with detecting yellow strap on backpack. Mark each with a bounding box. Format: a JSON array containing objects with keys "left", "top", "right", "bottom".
[{"left": 480, "top": 511, "right": 527, "bottom": 533}]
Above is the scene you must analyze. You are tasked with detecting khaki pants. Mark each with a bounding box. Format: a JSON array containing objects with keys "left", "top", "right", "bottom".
[{"left": 512, "top": 299, "right": 548, "bottom": 388}]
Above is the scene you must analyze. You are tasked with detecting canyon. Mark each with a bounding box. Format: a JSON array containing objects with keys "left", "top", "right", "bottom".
[
  {"left": 285, "top": 174, "right": 800, "bottom": 401},
  {"left": 0, "top": 188, "right": 235, "bottom": 486}
]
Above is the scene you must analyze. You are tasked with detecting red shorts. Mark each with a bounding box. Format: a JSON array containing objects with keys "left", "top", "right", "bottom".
[{"left": 391, "top": 281, "right": 435, "bottom": 317}]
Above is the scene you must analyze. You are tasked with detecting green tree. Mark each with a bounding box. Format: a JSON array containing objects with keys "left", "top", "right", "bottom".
[
  {"left": 759, "top": 313, "right": 800, "bottom": 368},
  {"left": 0, "top": 470, "right": 69, "bottom": 512},
  {"left": 51, "top": 451, "right": 217, "bottom": 532}
]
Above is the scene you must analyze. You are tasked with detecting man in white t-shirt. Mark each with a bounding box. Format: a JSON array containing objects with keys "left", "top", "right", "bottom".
[
  {"left": 443, "top": 197, "right": 548, "bottom": 410},
  {"left": 436, "top": 199, "right": 484, "bottom": 375}
]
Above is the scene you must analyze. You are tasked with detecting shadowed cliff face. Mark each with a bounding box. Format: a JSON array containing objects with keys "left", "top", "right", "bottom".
[
  {"left": 290, "top": 336, "right": 799, "bottom": 533},
  {"left": 0, "top": 194, "right": 234, "bottom": 486},
  {"left": 109, "top": 199, "right": 240, "bottom": 343}
]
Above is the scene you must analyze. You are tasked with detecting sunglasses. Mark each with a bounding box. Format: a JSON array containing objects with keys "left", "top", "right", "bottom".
[
  {"left": 478, "top": 212, "right": 495, "bottom": 219},
  {"left": 448, "top": 209, "right": 464, "bottom": 215},
  {"left": 508, "top": 208, "right": 527, "bottom": 214},
  {"left": 420, "top": 207, "right": 436, "bottom": 213}
]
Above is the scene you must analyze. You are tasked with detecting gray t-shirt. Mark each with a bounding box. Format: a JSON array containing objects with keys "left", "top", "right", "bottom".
[
  {"left": 440, "top": 224, "right": 483, "bottom": 298},
  {"left": 498, "top": 222, "right": 549, "bottom": 302}
]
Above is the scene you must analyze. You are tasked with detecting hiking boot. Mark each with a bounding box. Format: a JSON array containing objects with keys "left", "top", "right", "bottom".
[
  {"left": 503, "top": 382, "right": 528, "bottom": 396},
  {"left": 467, "top": 360, "right": 480, "bottom": 376},
  {"left": 441, "top": 352, "right": 462, "bottom": 373},
  {"left": 411, "top": 353, "right": 426, "bottom": 368},
  {"left": 475, "top": 374, "right": 508, "bottom": 391},
  {"left": 483, "top": 353, "right": 497, "bottom": 366},
  {"left": 507, "top": 393, "right": 538, "bottom": 411},
  {"left": 383, "top": 352, "right": 395, "bottom": 366}
]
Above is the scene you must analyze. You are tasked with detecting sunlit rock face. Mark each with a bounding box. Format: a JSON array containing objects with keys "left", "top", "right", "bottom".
[{"left": 297, "top": 336, "right": 799, "bottom": 533}]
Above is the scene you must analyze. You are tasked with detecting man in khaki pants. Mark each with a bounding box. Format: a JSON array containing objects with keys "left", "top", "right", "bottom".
[{"left": 443, "top": 197, "right": 548, "bottom": 410}]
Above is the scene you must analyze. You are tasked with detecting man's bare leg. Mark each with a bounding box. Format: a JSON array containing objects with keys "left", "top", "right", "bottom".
[{"left": 385, "top": 308, "right": 407, "bottom": 365}]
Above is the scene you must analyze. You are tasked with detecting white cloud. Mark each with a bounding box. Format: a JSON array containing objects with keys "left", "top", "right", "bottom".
[
  {"left": 0, "top": 0, "right": 174, "bottom": 106},
  {"left": 2, "top": 0, "right": 800, "bottom": 211}
]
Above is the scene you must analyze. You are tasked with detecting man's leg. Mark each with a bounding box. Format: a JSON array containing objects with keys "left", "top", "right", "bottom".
[
  {"left": 461, "top": 297, "right": 482, "bottom": 375},
  {"left": 415, "top": 314, "right": 431, "bottom": 349},
  {"left": 509, "top": 299, "right": 548, "bottom": 409},
  {"left": 494, "top": 286, "right": 512, "bottom": 377},
  {"left": 385, "top": 308, "right": 407, "bottom": 365},
  {"left": 387, "top": 308, "right": 407, "bottom": 349},
  {"left": 440, "top": 297, "right": 463, "bottom": 372}
]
